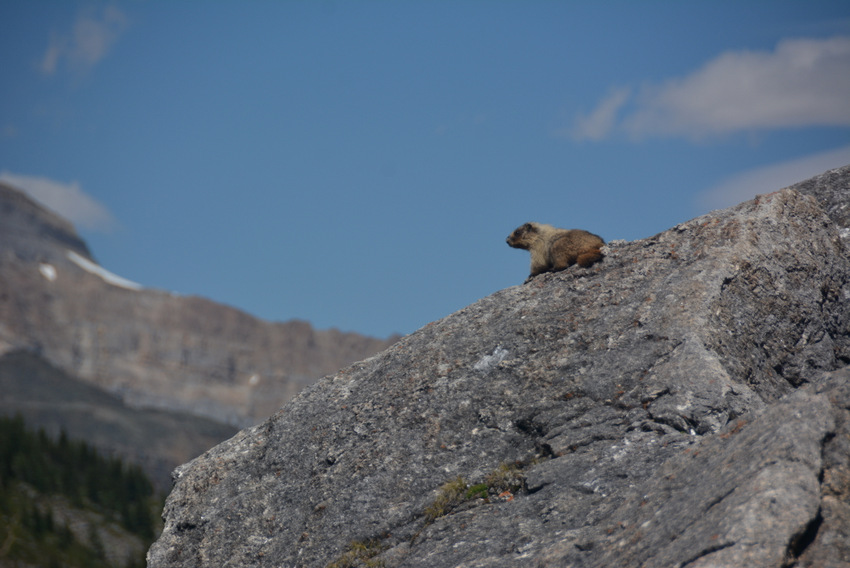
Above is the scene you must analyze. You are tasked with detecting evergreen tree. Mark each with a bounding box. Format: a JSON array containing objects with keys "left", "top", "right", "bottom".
[{"left": 0, "top": 414, "right": 162, "bottom": 567}]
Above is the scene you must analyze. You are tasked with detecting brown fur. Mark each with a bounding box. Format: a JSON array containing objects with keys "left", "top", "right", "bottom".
[{"left": 506, "top": 222, "right": 604, "bottom": 281}]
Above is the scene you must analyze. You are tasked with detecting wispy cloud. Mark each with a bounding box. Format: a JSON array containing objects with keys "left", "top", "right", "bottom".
[
  {"left": 571, "top": 36, "right": 850, "bottom": 141},
  {"left": 0, "top": 171, "right": 117, "bottom": 232},
  {"left": 40, "top": 6, "right": 128, "bottom": 77},
  {"left": 569, "top": 88, "right": 630, "bottom": 142},
  {"left": 696, "top": 145, "right": 850, "bottom": 211}
]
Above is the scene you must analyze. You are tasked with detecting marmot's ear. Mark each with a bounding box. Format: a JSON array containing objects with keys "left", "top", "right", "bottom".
[{"left": 523, "top": 223, "right": 532, "bottom": 230}]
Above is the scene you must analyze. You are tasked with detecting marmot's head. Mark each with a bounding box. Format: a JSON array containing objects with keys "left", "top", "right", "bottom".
[{"left": 506, "top": 222, "right": 540, "bottom": 250}]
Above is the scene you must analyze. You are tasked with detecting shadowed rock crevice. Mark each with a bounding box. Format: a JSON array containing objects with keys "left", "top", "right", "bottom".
[
  {"left": 787, "top": 508, "right": 823, "bottom": 561},
  {"left": 148, "top": 165, "right": 850, "bottom": 568},
  {"left": 680, "top": 542, "right": 736, "bottom": 568}
]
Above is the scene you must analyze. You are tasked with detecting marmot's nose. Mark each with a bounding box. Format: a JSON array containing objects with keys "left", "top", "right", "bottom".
[{"left": 505, "top": 237, "right": 510, "bottom": 244}]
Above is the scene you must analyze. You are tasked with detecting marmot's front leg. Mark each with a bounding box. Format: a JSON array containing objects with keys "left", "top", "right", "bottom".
[{"left": 525, "top": 264, "right": 552, "bottom": 283}]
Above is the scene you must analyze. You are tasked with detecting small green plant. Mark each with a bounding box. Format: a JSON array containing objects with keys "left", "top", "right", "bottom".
[
  {"left": 423, "top": 476, "right": 468, "bottom": 521},
  {"left": 326, "top": 538, "right": 386, "bottom": 568},
  {"left": 423, "top": 463, "right": 531, "bottom": 524},
  {"left": 465, "top": 483, "right": 489, "bottom": 501},
  {"left": 485, "top": 462, "right": 526, "bottom": 496}
]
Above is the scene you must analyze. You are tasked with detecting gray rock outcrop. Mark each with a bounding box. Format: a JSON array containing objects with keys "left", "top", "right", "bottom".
[{"left": 148, "top": 166, "right": 850, "bottom": 567}]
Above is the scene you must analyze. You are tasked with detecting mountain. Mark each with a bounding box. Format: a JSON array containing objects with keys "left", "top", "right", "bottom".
[
  {"left": 149, "top": 165, "right": 850, "bottom": 567},
  {"left": 0, "top": 180, "right": 93, "bottom": 264},
  {"left": 0, "top": 350, "right": 237, "bottom": 490},
  {"left": 0, "top": 181, "right": 398, "bottom": 426},
  {"left": 0, "top": 413, "right": 157, "bottom": 568},
  {"left": 0, "top": 181, "right": 398, "bottom": 488}
]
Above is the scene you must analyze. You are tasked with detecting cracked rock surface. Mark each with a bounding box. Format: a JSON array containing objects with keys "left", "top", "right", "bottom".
[{"left": 148, "top": 166, "right": 850, "bottom": 568}]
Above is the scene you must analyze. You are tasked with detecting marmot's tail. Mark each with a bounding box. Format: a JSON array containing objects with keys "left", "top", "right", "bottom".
[{"left": 576, "top": 249, "right": 604, "bottom": 268}]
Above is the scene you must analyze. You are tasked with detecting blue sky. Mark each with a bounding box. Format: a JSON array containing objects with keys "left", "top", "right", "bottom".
[{"left": 2, "top": 1, "right": 849, "bottom": 338}]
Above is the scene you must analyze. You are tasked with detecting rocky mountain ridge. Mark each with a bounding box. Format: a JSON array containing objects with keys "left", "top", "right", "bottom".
[
  {"left": 149, "top": 165, "right": 850, "bottom": 567},
  {"left": 0, "top": 181, "right": 397, "bottom": 489},
  {"left": 0, "top": 181, "right": 398, "bottom": 427}
]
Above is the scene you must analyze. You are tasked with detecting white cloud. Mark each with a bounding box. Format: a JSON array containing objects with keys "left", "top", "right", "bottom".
[
  {"left": 0, "top": 171, "right": 117, "bottom": 232},
  {"left": 574, "top": 36, "right": 850, "bottom": 140},
  {"left": 41, "top": 6, "right": 128, "bottom": 76},
  {"left": 570, "top": 87, "right": 631, "bottom": 142},
  {"left": 696, "top": 145, "right": 850, "bottom": 211}
]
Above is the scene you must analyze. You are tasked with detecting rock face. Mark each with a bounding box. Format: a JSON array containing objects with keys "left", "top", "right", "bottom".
[
  {"left": 0, "top": 182, "right": 398, "bottom": 427},
  {"left": 148, "top": 166, "right": 850, "bottom": 567},
  {"left": 791, "top": 166, "right": 850, "bottom": 246},
  {"left": 0, "top": 180, "right": 93, "bottom": 263}
]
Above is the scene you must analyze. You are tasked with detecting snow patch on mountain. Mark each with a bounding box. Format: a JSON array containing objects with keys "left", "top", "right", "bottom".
[
  {"left": 38, "top": 263, "right": 57, "bottom": 282},
  {"left": 66, "top": 250, "right": 143, "bottom": 291}
]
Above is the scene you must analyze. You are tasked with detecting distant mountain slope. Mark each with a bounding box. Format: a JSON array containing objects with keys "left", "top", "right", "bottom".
[
  {"left": 0, "top": 412, "right": 157, "bottom": 567},
  {"left": 0, "top": 181, "right": 398, "bottom": 427},
  {"left": 0, "top": 350, "right": 236, "bottom": 490},
  {"left": 0, "top": 181, "right": 92, "bottom": 262}
]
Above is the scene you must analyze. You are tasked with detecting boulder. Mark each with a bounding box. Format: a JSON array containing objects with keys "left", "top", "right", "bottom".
[{"left": 148, "top": 166, "right": 850, "bottom": 567}]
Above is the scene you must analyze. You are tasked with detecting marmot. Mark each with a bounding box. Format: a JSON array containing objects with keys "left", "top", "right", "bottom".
[{"left": 506, "top": 222, "right": 604, "bottom": 282}]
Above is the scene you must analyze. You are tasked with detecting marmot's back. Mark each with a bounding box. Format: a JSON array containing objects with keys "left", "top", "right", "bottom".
[{"left": 507, "top": 222, "right": 604, "bottom": 281}]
